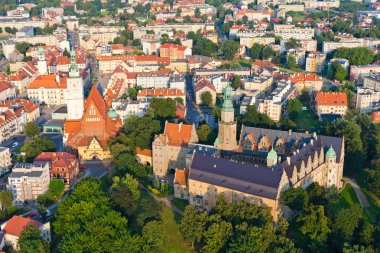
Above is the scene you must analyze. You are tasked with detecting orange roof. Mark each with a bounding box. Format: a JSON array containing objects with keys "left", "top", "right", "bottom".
[
  {"left": 28, "top": 74, "right": 67, "bottom": 89},
  {"left": 0, "top": 81, "right": 14, "bottom": 93},
  {"left": 136, "top": 147, "right": 152, "bottom": 157},
  {"left": 111, "top": 44, "right": 124, "bottom": 50},
  {"left": 138, "top": 88, "right": 184, "bottom": 98},
  {"left": 289, "top": 73, "right": 322, "bottom": 83},
  {"left": 85, "top": 85, "right": 106, "bottom": 116},
  {"left": 163, "top": 122, "right": 193, "bottom": 146},
  {"left": 316, "top": 92, "right": 347, "bottom": 107},
  {"left": 161, "top": 43, "right": 188, "bottom": 51},
  {"left": 3, "top": 216, "right": 42, "bottom": 237},
  {"left": 252, "top": 59, "right": 276, "bottom": 68},
  {"left": 174, "top": 168, "right": 188, "bottom": 187},
  {"left": 370, "top": 111, "right": 380, "bottom": 124}
]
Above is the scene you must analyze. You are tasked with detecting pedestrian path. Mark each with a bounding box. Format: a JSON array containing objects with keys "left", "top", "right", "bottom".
[{"left": 344, "top": 177, "right": 370, "bottom": 208}]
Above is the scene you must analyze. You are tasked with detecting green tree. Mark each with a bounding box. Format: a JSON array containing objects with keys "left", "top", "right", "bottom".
[
  {"left": 141, "top": 221, "right": 166, "bottom": 253},
  {"left": 329, "top": 61, "right": 348, "bottom": 81},
  {"left": 201, "top": 91, "right": 213, "bottom": 107},
  {"left": 0, "top": 190, "right": 13, "bottom": 210},
  {"left": 24, "top": 122, "right": 40, "bottom": 138},
  {"left": 19, "top": 137, "right": 56, "bottom": 162},
  {"left": 15, "top": 42, "right": 31, "bottom": 54},
  {"left": 197, "top": 124, "right": 212, "bottom": 143},
  {"left": 18, "top": 225, "right": 49, "bottom": 253},
  {"left": 180, "top": 205, "right": 208, "bottom": 248},
  {"left": 54, "top": 178, "right": 142, "bottom": 253},
  {"left": 282, "top": 187, "right": 309, "bottom": 212},
  {"left": 48, "top": 179, "right": 65, "bottom": 198},
  {"left": 261, "top": 46, "right": 275, "bottom": 60},
  {"left": 231, "top": 75, "right": 242, "bottom": 89},
  {"left": 202, "top": 221, "right": 233, "bottom": 253},
  {"left": 297, "top": 205, "right": 330, "bottom": 251},
  {"left": 221, "top": 40, "right": 239, "bottom": 60},
  {"left": 286, "top": 55, "right": 299, "bottom": 70},
  {"left": 287, "top": 99, "right": 303, "bottom": 118},
  {"left": 111, "top": 174, "right": 141, "bottom": 216},
  {"left": 123, "top": 115, "right": 161, "bottom": 149},
  {"left": 148, "top": 98, "right": 176, "bottom": 119},
  {"left": 285, "top": 38, "right": 301, "bottom": 51},
  {"left": 332, "top": 47, "right": 374, "bottom": 66},
  {"left": 250, "top": 43, "right": 263, "bottom": 60},
  {"left": 213, "top": 107, "right": 221, "bottom": 120},
  {"left": 228, "top": 225, "right": 275, "bottom": 253}
]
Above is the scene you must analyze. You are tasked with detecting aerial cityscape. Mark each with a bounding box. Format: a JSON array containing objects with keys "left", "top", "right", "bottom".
[{"left": 0, "top": 0, "right": 379, "bottom": 252}]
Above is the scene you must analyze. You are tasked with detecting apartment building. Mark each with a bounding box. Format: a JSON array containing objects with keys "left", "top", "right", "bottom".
[
  {"left": 257, "top": 79, "right": 297, "bottom": 122},
  {"left": 363, "top": 74, "right": 380, "bottom": 91},
  {"left": 235, "top": 9, "right": 271, "bottom": 21},
  {"left": 315, "top": 92, "right": 348, "bottom": 120},
  {"left": 350, "top": 64, "right": 380, "bottom": 82},
  {"left": 111, "top": 98, "right": 150, "bottom": 119},
  {"left": 136, "top": 73, "right": 171, "bottom": 89},
  {"left": 305, "top": 52, "right": 326, "bottom": 73},
  {"left": 356, "top": 88, "right": 380, "bottom": 113},
  {"left": 240, "top": 36, "right": 275, "bottom": 48},
  {"left": 8, "top": 162, "right": 50, "bottom": 206},
  {"left": 274, "top": 25, "right": 314, "bottom": 40},
  {"left": 0, "top": 147, "right": 11, "bottom": 176},
  {"left": 289, "top": 73, "right": 323, "bottom": 92},
  {"left": 322, "top": 40, "right": 363, "bottom": 54},
  {"left": 160, "top": 43, "right": 192, "bottom": 60},
  {"left": 137, "top": 88, "right": 186, "bottom": 106}
]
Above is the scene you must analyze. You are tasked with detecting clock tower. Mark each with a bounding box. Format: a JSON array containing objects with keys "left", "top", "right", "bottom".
[
  {"left": 66, "top": 50, "right": 84, "bottom": 120},
  {"left": 214, "top": 84, "right": 238, "bottom": 151}
]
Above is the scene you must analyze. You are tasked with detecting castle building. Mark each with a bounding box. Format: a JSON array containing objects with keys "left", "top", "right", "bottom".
[
  {"left": 152, "top": 121, "right": 198, "bottom": 178},
  {"left": 66, "top": 51, "right": 84, "bottom": 120},
  {"left": 174, "top": 86, "right": 345, "bottom": 220},
  {"left": 63, "top": 85, "right": 122, "bottom": 160},
  {"left": 214, "top": 85, "right": 238, "bottom": 151}
]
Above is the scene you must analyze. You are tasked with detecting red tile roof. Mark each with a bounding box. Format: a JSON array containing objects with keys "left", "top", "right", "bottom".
[
  {"left": 3, "top": 216, "right": 42, "bottom": 237},
  {"left": 163, "top": 122, "right": 193, "bottom": 146},
  {"left": 370, "top": 111, "right": 380, "bottom": 124},
  {"left": 289, "top": 73, "right": 322, "bottom": 83},
  {"left": 160, "top": 43, "right": 188, "bottom": 52},
  {"left": 137, "top": 88, "right": 185, "bottom": 98},
  {"left": 0, "top": 81, "right": 14, "bottom": 93},
  {"left": 136, "top": 147, "right": 152, "bottom": 156},
  {"left": 28, "top": 74, "right": 67, "bottom": 89},
  {"left": 195, "top": 78, "right": 216, "bottom": 93},
  {"left": 316, "top": 92, "right": 348, "bottom": 107},
  {"left": 174, "top": 168, "right": 188, "bottom": 187}
]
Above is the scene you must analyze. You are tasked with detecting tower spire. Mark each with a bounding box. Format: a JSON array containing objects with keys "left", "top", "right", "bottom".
[
  {"left": 69, "top": 50, "right": 79, "bottom": 74},
  {"left": 222, "top": 84, "right": 234, "bottom": 112}
]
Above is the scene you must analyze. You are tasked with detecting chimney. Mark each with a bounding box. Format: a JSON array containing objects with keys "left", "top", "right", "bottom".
[
  {"left": 286, "top": 156, "right": 291, "bottom": 165},
  {"left": 55, "top": 74, "right": 60, "bottom": 84},
  {"left": 288, "top": 129, "right": 292, "bottom": 135}
]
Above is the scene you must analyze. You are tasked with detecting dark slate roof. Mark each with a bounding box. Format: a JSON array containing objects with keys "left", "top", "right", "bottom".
[
  {"left": 53, "top": 105, "right": 67, "bottom": 114},
  {"left": 10, "top": 171, "right": 43, "bottom": 178},
  {"left": 239, "top": 126, "right": 344, "bottom": 160},
  {"left": 189, "top": 152, "right": 283, "bottom": 200}
]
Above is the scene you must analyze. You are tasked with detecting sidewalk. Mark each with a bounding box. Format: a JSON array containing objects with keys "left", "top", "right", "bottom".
[
  {"left": 344, "top": 177, "right": 370, "bottom": 208},
  {"left": 139, "top": 184, "right": 183, "bottom": 215}
]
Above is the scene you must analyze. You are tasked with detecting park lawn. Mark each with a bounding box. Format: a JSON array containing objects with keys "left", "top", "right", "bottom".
[
  {"left": 171, "top": 198, "right": 189, "bottom": 212},
  {"left": 132, "top": 191, "right": 194, "bottom": 253},
  {"left": 160, "top": 205, "right": 195, "bottom": 253},
  {"left": 291, "top": 107, "right": 319, "bottom": 131},
  {"left": 330, "top": 184, "right": 361, "bottom": 211}
]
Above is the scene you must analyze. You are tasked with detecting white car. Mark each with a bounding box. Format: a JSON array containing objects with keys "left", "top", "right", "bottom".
[{"left": 11, "top": 142, "right": 18, "bottom": 148}]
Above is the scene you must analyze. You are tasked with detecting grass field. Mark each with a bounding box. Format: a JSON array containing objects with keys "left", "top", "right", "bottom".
[
  {"left": 133, "top": 191, "right": 194, "bottom": 253},
  {"left": 330, "top": 184, "right": 361, "bottom": 212},
  {"left": 171, "top": 198, "right": 189, "bottom": 212}
]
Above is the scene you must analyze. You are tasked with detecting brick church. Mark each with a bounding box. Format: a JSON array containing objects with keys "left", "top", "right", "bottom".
[{"left": 64, "top": 82, "right": 122, "bottom": 160}]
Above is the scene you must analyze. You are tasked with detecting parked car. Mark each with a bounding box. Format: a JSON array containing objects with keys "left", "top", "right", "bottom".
[
  {"left": 27, "top": 212, "right": 37, "bottom": 218},
  {"left": 45, "top": 210, "right": 54, "bottom": 217},
  {"left": 11, "top": 142, "right": 18, "bottom": 148},
  {"left": 79, "top": 165, "right": 86, "bottom": 170}
]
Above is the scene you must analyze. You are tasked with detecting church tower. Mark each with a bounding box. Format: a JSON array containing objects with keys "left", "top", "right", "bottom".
[
  {"left": 37, "top": 48, "right": 47, "bottom": 75},
  {"left": 66, "top": 50, "right": 84, "bottom": 120},
  {"left": 214, "top": 85, "right": 238, "bottom": 151}
]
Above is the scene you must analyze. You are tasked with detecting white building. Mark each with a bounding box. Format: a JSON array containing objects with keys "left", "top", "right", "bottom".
[
  {"left": 136, "top": 73, "right": 171, "bottom": 89},
  {"left": 0, "top": 147, "right": 11, "bottom": 176},
  {"left": 356, "top": 88, "right": 380, "bottom": 113},
  {"left": 111, "top": 98, "right": 150, "bottom": 120},
  {"left": 8, "top": 162, "right": 50, "bottom": 206}
]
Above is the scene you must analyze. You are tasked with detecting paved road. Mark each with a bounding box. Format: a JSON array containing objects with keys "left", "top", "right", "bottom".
[
  {"left": 81, "top": 159, "right": 111, "bottom": 179},
  {"left": 344, "top": 177, "right": 370, "bottom": 208}
]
